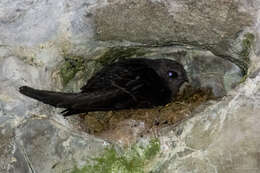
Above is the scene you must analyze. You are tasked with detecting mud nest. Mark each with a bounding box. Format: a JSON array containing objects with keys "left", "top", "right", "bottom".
[{"left": 71, "top": 87, "right": 212, "bottom": 144}]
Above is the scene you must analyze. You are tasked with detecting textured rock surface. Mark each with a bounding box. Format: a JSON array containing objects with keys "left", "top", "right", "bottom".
[
  {"left": 0, "top": 117, "right": 107, "bottom": 173},
  {"left": 0, "top": 0, "right": 96, "bottom": 46},
  {"left": 0, "top": 0, "right": 109, "bottom": 172},
  {"left": 0, "top": 0, "right": 260, "bottom": 172},
  {"left": 94, "top": 0, "right": 257, "bottom": 73},
  {"left": 95, "top": 0, "right": 254, "bottom": 45},
  {"left": 152, "top": 58, "right": 260, "bottom": 173}
]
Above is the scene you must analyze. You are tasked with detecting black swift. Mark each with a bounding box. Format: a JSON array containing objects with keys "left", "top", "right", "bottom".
[{"left": 19, "top": 58, "right": 188, "bottom": 116}]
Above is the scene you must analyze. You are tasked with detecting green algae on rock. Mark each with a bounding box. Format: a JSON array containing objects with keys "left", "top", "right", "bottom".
[
  {"left": 240, "top": 33, "right": 255, "bottom": 62},
  {"left": 71, "top": 138, "right": 160, "bottom": 173},
  {"left": 59, "top": 56, "right": 86, "bottom": 86}
]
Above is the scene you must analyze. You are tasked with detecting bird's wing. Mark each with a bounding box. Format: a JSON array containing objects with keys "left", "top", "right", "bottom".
[
  {"left": 61, "top": 89, "right": 124, "bottom": 116},
  {"left": 62, "top": 65, "right": 169, "bottom": 116},
  {"left": 81, "top": 60, "right": 168, "bottom": 102},
  {"left": 80, "top": 59, "right": 157, "bottom": 92}
]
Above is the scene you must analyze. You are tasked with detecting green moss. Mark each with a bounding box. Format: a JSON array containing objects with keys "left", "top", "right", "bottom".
[
  {"left": 233, "top": 32, "right": 255, "bottom": 76},
  {"left": 97, "top": 47, "right": 146, "bottom": 65},
  {"left": 240, "top": 33, "right": 255, "bottom": 60},
  {"left": 60, "top": 56, "right": 85, "bottom": 86},
  {"left": 238, "top": 73, "right": 249, "bottom": 84},
  {"left": 143, "top": 138, "right": 160, "bottom": 160},
  {"left": 71, "top": 138, "right": 160, "bottom": 173}
]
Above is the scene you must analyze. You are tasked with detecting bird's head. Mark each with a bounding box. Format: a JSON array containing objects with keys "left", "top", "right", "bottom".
[{"left": 152, "top": 59, "right": 189, "bottom": 98}]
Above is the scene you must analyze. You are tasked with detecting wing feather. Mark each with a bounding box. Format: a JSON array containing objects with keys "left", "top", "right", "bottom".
[{"left": 62, "top": 59, "right": 171, "bottom": 116}]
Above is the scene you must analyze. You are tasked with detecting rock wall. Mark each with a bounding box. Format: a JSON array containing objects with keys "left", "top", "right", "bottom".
[{"left": 0, "top": 0, "right": 260, "bottom": 172}]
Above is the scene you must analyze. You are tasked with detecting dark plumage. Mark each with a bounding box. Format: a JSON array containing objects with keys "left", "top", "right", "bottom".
[{"left": 19, "top": 58, "right": 188, "bottom": 116}]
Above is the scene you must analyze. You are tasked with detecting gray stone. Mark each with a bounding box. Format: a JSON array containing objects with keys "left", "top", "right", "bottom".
[
  {"left": 0, "top": 0, "right": 259, "bottom": 172},
  {"left": 0, "top": 117, "right": 107, "bottom": 173},
  {"left": 0, "top": 123, "right": 16, "bottom": 173},
  {"left": 94, "top": 0, "right": 256, "bottom": 74},
  {"left": 0, "top": 0, "right": 96, "bottom": 47},
  {"left": 14, "top": 117, "right": 107, "bottom": 173},
  {"left": 94, "top": 0, "right": 254, "bottom": 45}
]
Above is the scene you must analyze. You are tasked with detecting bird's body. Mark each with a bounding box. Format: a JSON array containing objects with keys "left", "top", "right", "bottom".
[{"left": 19, "top": 58, "right": 188, "bottom": 116}]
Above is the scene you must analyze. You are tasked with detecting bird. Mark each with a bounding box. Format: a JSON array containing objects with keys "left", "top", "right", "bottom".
[{"left": 19, "top": 58, "right": 188, "bottom": 117}]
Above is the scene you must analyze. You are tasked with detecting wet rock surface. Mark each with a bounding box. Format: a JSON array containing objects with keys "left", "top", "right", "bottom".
[{"left": 0, "top": 0, "right": 259, "bottom": 172}]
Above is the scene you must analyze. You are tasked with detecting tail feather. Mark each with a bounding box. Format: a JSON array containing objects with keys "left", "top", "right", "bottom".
[
  {"left": 61, "top": 109, "right": 85, "bottom": 117},
  {"left": 19, "top": 86, "right": 79, "bottom": 108}
]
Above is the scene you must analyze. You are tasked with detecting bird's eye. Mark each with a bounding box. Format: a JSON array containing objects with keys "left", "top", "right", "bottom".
[{"left": 168, "top": 71, "right": 178, "bottom": 78}]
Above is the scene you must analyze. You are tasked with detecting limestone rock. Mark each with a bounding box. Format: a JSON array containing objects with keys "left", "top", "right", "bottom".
[
  {"left": 0, "top": 0, "right": 259, "bottom": 172},
  {"left": 95, "top": 0, "right": 254, "bottom": 46}
]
